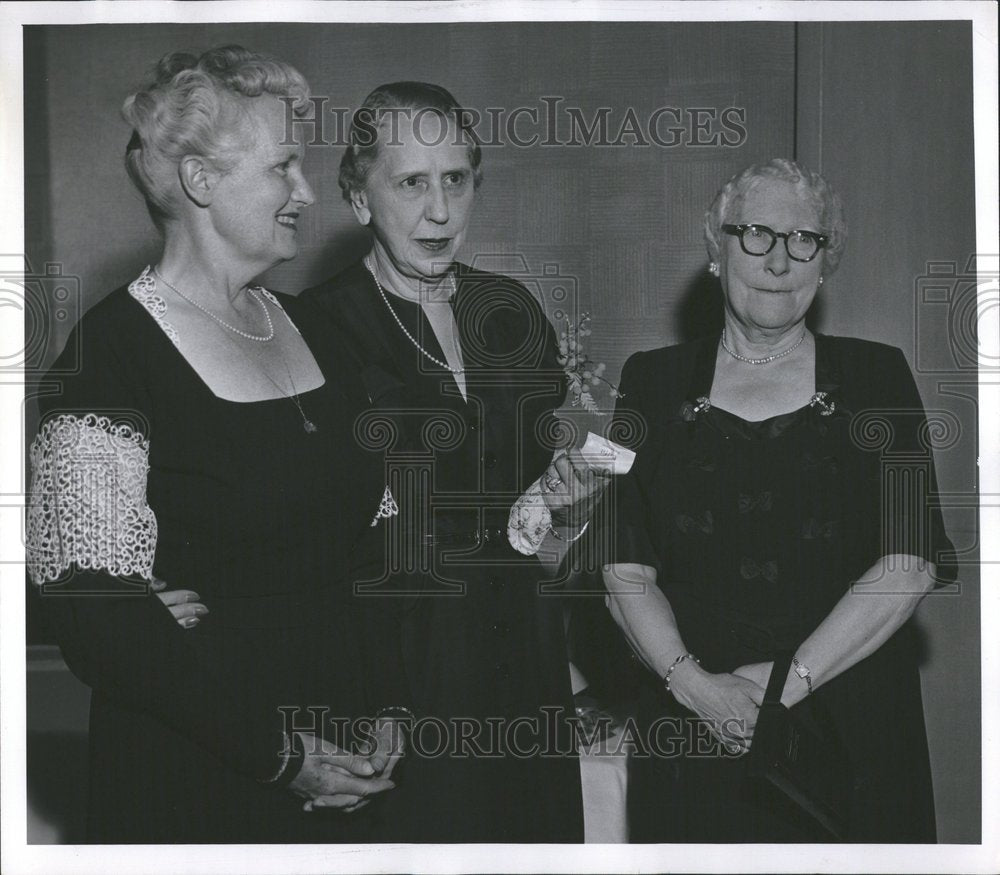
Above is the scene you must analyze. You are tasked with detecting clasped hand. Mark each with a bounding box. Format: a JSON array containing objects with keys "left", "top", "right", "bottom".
[
  {"left": 540, "top": 448, "right": 612, "bottom": 530},
  {"left": 292, "top": 719, "right": 404, "bottom": 814},
  {"left": 151, "top": 580, "right": 405, "bottom": 813},
  {"left": 669, "top": 660, "right": 766, "bottom": 754}
]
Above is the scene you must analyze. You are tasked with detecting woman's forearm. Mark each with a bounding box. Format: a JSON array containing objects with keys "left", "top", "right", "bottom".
[
  {"left": 603, "top": 562, "right": 689, "bottom": 678},
  {"left": 779, "top": 555, "right": 936, "bottom": 706},
  {"left": 604, "top": 562, "right": 766, "bottom": 743}
]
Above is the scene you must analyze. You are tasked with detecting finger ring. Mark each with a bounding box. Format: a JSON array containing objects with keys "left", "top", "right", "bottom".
[{"left": 543, "top": 472, "right": 562, "bottom": 492}]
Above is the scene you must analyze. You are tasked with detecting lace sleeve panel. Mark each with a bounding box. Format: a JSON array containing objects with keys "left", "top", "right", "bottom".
[
  {"left": 27, "top": 413, "right": 157, "bottom": 585},
  {"left": 508, "top": 477, "right": 553, "bottom": 555}
]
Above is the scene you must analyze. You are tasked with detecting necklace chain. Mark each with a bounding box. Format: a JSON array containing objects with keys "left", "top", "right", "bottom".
[
  {"left": 364, "top": 257, "right": 463, "bottom": 374},
  {"left": 721, "top": 327, "right": 806, "bottom": 365},
  {"left": 265, "top": 345, "right": 319, "bottom": 433},
  {"left": 154, "top": 269, "right": 275, "bottom": 342},
  {"left": 153, "top": 270, "right": 316, "bottom": 433},
  {"left": 228, "top": 329, "right": 319, "bottom": 434}
]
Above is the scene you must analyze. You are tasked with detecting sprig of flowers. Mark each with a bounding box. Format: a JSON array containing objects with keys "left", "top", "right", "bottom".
[{"left": 557, "top": 313, "right": 622, "bottom": 416}]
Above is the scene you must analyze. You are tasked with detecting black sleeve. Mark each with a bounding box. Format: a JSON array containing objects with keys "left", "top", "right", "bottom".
[
  {"left": 348, "top": 526, "right": 417, "bottom": 716},
  {"left": 514, "top": 280, "right": 568, "bottom": 488},
  {"left": 27, "top": 313, "right": 295, "bottom": 783},
  {"left": 602, "top": 350, "right": 662, "bottom": 572},
  {"left": 295, "top": 283, "right": 418, "bottom": 718},
  {"left": 866, "top": 347, "right": 957, "bottom": 584}
]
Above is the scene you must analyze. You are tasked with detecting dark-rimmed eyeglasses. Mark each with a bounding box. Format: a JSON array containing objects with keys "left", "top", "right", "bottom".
[{"left": 721, "top": 224, "right": 829, "bottom": 263}]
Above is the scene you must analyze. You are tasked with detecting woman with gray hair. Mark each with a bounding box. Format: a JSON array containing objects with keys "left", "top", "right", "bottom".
[
  {"left": 603, "top": 158, "right": 953, "bottom": 841},
  {"left": 26, "top": 46, "right": 398, "bottom": 842},
  {"left": 302, "top": 81, "right": 606, "bottom": 842}
]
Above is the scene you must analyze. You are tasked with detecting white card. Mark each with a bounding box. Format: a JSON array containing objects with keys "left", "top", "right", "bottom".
[{"left": 580, "top": 431, "right": 636, "bottom": 475}]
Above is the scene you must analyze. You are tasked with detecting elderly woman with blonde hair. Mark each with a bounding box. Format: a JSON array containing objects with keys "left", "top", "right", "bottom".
[
  {"left": 604, "top": 158, "right": 954, "bottom": 842},
  {"left": 27, "top": 46, "right": 398, "bottom": 843}
]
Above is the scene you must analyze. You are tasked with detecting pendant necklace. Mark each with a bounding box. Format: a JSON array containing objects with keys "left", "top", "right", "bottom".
[{"left": 228, "top": 333, "right": 319, "bottom": 434}]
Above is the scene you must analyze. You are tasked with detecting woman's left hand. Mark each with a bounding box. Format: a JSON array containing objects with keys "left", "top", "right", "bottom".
[{"left": 543, "top": 448, "right": 612, "bottom": 529}]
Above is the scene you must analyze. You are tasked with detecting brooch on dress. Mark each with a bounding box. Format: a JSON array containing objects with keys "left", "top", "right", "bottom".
[
  {"left": 809, "top": 392, "right": 836, "bottom": 416},
  {"left": 370, "top": 485, "right": 399, "bottom": 527},
  {"left": 679, "top": 396, "right": 712, "bottom": 421}
]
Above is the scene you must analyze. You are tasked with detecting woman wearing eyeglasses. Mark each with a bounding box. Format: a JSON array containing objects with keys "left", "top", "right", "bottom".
[{"left": 604, "top": 159, "right": 953, "bottom": 841}]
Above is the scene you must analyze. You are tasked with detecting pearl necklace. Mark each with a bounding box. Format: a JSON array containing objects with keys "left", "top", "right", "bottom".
[
  {"left": 721, "top": 327, "right": 805, "bottom": 365},
  {"left": 364, "top": 257, "right": 463, "bottom": 374},
  {"left": 154, "top": 269, "right": 275, "bottom": 342}
]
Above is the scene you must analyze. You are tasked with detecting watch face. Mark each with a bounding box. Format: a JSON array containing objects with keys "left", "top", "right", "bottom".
[{"left": 794, "top": 663, "right": 809, "bottom": 678}]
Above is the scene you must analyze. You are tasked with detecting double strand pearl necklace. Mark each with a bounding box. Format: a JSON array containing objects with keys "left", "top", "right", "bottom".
[
  {"left": 721, "top": 327, "right": 806, "bottom": 365},
  {"left": 364, "top": 257, "right": 463, "bottom": 374},
  {"left": 154, "top": 269, "right": 275, "bottom": 342}
]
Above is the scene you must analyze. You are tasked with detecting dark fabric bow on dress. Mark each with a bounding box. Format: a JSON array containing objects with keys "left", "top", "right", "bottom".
[
  {"left": 738, "top": 491, "right": 774, "bottom": 513},
  {"left": 674, "top": 510, "right": 714, "bottom": 536},
  {"left": 801, "top": 518, "right": 839, "bottom": 540},
  {"left": 686, "top": 453, "right": 717, "bottom": 472},
  {"left": 740, "top": 558, "right": 779, "bottom": 582},
  {"left": 798, "top": 451, "right": 840, "bottom": 474}
]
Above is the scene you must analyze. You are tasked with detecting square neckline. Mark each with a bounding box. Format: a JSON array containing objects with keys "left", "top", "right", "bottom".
[
  {"left": 127, "top": 270, "right": 329, "bottom": 406},
  {"left": 686, "top": 331, "right": 842, "bottom": 437}
]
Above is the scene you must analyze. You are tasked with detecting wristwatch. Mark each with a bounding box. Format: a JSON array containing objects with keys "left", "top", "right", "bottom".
[{"left": 792, "top": 656, "right": 814, "bottom": 695}]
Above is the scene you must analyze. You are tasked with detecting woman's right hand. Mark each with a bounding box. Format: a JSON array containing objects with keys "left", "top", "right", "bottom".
[
  {"left": 669, "top": 660, "right": 765, "bottom": 752},
  {"left": 150, "top": 577, "right": 209, "bottom": 629},
  {"left": 291, "top": 732, "right": 396, "bottom": 813}
]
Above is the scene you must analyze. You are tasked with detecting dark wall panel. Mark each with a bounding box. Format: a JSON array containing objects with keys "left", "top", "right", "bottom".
[{"left": 796, "top": 21, "right": 980, "bottom": 843}]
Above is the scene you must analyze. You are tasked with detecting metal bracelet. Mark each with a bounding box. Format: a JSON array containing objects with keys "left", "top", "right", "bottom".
[
  {"left": 548, "top": 520, "right": 590, "bottom": 543},
  {"left": 662, "top": 652, "right": 700, "bottom": 695},
  {"left": 792, "top": 656, "right": 814, "bottom": 695}
]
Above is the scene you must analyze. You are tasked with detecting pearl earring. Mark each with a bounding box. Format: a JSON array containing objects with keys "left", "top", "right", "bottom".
[
  {"left": 818, "top": 276, "right": 824, "bottom": 286},
  {"left": 709, "top": 262, "right": 719, "bottom": 276}
]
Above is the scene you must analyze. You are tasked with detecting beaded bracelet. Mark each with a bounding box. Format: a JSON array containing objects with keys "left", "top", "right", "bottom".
[
  {"left": 376, "top": 705, "right": 416, "bottom": 722},
  {"left": 662, "top": 653, "right": 700, "bottom": 695}
]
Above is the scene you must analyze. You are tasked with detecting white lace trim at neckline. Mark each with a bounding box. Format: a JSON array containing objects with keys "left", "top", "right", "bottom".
[
  {"left": 128, "top": 266, "right": 299, "bottom": 345},
  {"left": 129, "top": 267, "right": 179, "bottom": 346}
]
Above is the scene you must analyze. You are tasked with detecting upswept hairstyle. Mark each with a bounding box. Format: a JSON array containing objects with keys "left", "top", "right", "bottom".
[
  {"left": 121, "top": 45, "right": 310, "bottom": 231},
  {"left": 338, "top": 81, "right": 483, "bottom": 202},
  {"left": 704, "top": 158, "right": 847, "bottom": 274}
]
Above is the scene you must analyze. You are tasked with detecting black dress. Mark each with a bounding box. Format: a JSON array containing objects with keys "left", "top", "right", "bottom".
[
  {"left": 609, "top": 334, "right": 954, "bottom": 843},
  {"left": 27, "top": 270, "right": 388, "bottom": 843},
  {"left": 303, "top": 261, "right": 584, "bottom": 843}
]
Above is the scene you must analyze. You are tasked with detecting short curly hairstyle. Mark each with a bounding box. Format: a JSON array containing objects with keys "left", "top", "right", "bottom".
[
  {"left": 122, "top": 45, "right": 310, "bottom": 231},
  {"left": 703, "top": 158, "right": 847, "bottom": 274},
  {"left": 338, "top": 81, "right": 483, "bottom": 203}
]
